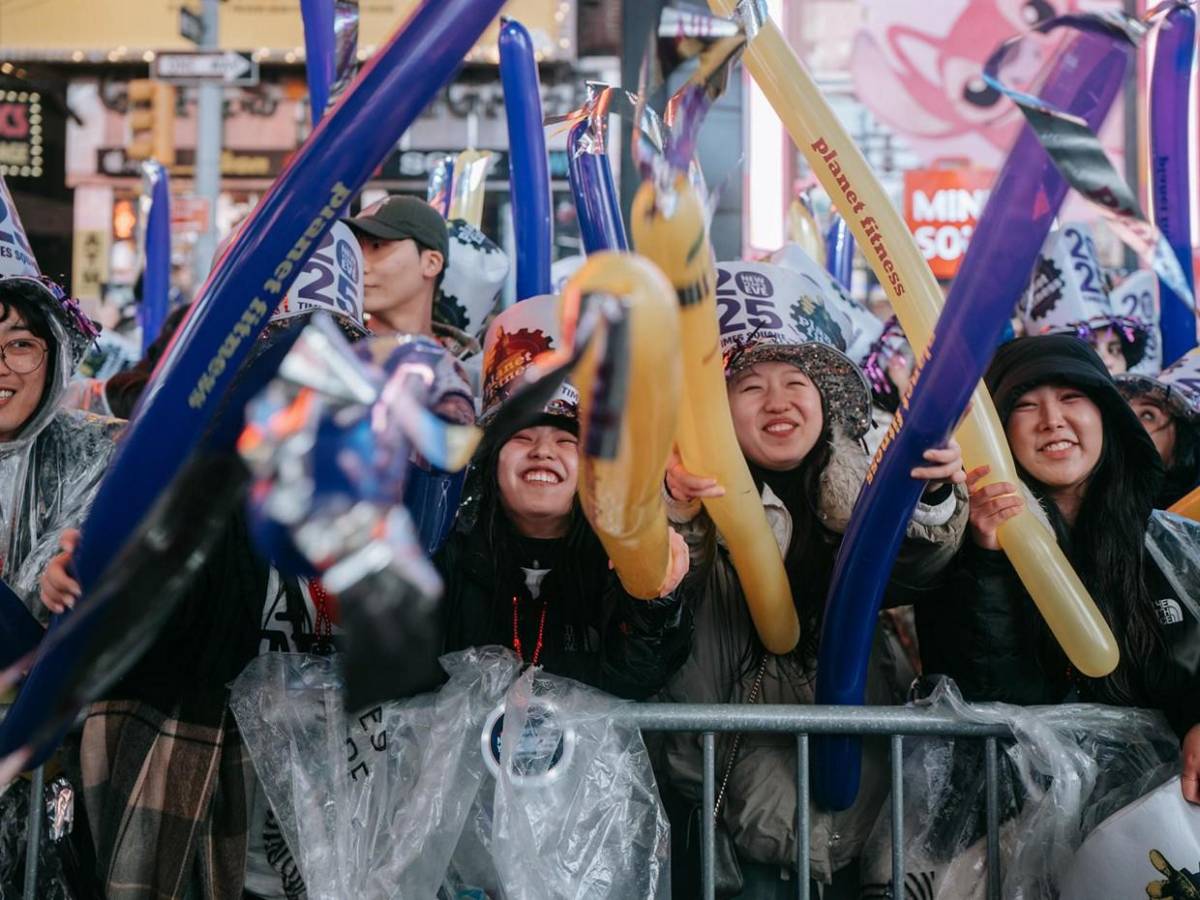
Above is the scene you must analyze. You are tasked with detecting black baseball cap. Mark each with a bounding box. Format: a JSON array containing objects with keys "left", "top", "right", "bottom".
[{"left": 342, "top": 195, "right": 449, "bottom": 260}]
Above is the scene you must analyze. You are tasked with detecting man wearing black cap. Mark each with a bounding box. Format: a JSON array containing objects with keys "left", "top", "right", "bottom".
[{"left": 343, "top": 194, "right": 449, "bottom": 337}]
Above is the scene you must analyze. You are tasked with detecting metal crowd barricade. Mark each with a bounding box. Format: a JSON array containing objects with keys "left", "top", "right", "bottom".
[
  {"left": 12, "top": 702, "right": 1012, "bottom": 899},
  {"left": 616, "top": 703, "right": 1013, "bottom": 900}
]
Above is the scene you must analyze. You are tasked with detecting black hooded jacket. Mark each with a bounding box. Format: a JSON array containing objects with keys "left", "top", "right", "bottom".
[
  {"left": 916, "top": 335, "right": 1200, "bottom": 738},
  {"left": 422, "top": 419, "right": 695, "bottom": 701}
]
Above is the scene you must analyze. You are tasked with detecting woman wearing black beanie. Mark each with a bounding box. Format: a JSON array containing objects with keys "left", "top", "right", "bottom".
[{"left": 916, "top": 334, "right": 1200, "bottom": 804}]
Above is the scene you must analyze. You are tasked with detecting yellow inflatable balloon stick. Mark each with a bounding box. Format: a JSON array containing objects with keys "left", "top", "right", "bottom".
[
  {"left": 562, "top": 252, "right": 685, "bottom": 599},
  {"left": 1170, "top": 484, "right": 1200, "bottom": 521},
  {"left": 708, "top": 0, "right": 1117, "bottom": 675},
  {"left": 788, "top": 195, "right": 826, "bottom": 267},
  {"left": 447, "top": 149, "right": 494, "bottom": 228},
  {"left": 632, "top": 173, "right": 800, "bottom": 654}
]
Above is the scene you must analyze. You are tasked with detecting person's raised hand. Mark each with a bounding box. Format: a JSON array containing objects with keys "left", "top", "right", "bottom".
[
  {"left": 665, "top": 449, "right": 724, "bottom": 505},
  {"left": 40, "top": 528, "right": 81, "bottom": 615},
  {"left": 911, "top": 439, "right": 966, "bottom": 488},
  {"left": 964, "top": 466, "right": 1023, "bottom": 551},
  {"left": 658, "top": 527, "right": 691, "bottom": 597},
  {"left": 1181, "top": 723, "right": 1200, "bottom": 805}
]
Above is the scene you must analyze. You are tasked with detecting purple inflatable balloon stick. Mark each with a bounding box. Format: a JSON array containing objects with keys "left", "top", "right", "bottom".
[
  {"left": 567, "top": 88, "right": 628, "bottom": 254},
  {"left": 138, "top": 162, "right": 171, "bottom": 355},
  {"left": 812, "top": 25, "right": 1132, "bottom": 811},
  {"left": 1150, "top": 3, "right": 1197, "bottom": 363},
  {"left": 499, "top": 18, "right": 554, "bottom": 300},
  {"left": 824, "top": 213, "right": 854, "bottom": 291},
  {"left": 0, "top": 0, "right": 507, "bottom": 771}
]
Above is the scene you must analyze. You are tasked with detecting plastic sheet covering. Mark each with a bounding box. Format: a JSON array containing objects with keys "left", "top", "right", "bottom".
[
  {"left": 860, "top": 680, "right": 1181, "bottom": 899},
  {"left": 0, "top": 777, "right": 72, "bottom": 899},
  {"left": 228, "top": 647, "right": 519, "bottom": 899},
  {"left": 1146, "top": 510, "right": 1200, "bottom": 615},
  {"left": 491, "top": 668, "right": 671, "bottom": 899}
]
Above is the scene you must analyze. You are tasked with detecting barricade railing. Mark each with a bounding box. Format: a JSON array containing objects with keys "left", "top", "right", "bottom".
[
  {"left": 13, "top": 703, "right": 1013, "bottom": 900},
  {"left": 613, "top": 703, "right": 1014, "bottom": 900}
]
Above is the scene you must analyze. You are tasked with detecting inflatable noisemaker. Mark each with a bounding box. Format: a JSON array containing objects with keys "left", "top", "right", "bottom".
[
  {"left": 1020, "top": 223, "right": 1148, "bottom": 370},
  {"left": 813, "top": 20, "right": 1132, "bottom": 811},
  {"left": 630, "top": 33, "right": 799, "bottom": 653},
  {"left": 138, "top": 161, "right": 171, "bottom": 355},
  {"left": 1173, "top": 484, "right": 1200, "bottom": 520},
  {"left": 0, "top": 0, "right": 508, "bottom": 771},
  {"left": 1149, "top": 3, "right": 1198, "bottom": 364},
  {"left": 707, "top": 0, "right": 1117, "bottom": 685},
  {"left": 447, "top": 149, "right": 495, "bottom": 228},
  {"left": 557, "top": 255, "right": 682, "bottom": 597},
  {"left": 499, "top": 18, "right": 553, "bottom": 301},
  {"left": 787, "top": 193, "right": 826, "bottom": 267},
  {"left": 301, "top": 0, "right": 359, "bottom": 126},
  {"left": 566, "top": 84, "right": 629, "bottom": 254},
  {"left": 239, "top": 316, "right": 479, "bottom": 709},
  {"left": 825, "top": 213, "right": 855, "bottom": 291},
  {"left": 427, "top": 154, "right": 455, "bottom": 218}
]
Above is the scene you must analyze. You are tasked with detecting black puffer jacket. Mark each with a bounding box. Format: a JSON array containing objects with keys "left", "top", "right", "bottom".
[
  {"left": 430, "top": 515, "right": 694, "bottom": 701},
  {"left": 917, "top": 335, "right": 1200, "bottom": 738}
]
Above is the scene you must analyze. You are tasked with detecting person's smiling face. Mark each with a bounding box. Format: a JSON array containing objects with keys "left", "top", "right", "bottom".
[
  {"left": 1005, "top": 383, "right": 1103, "bottom": 493},
  {"left": 497, "top": 425, "right": 580, "bottom": 538},
  {"left": 0, "top": 308, "right": 49, "bottom": 443},
  {"left": 727, "top": 361, "right": 824, "bottom": 471}
]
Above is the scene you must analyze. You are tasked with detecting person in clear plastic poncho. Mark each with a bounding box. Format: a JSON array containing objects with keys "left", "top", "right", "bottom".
[{"left": 0, "top": 275, "right": 121, "bottom": 621}]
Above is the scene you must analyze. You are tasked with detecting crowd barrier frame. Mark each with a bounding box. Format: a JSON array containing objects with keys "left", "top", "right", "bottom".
[
  {"left": 13, "top": 704, "right": 1013, "bottom": 900},
  {"left": 615, "top": 703, "right": 1012, "bottom": 900}
]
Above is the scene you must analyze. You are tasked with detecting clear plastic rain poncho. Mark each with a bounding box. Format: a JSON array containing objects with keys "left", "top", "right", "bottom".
[
  {"left": 231, "top": 650, "right": 673, "bottom": 899},
  {"left": 0, "top": 276, "right": 121, "bottom": 621},
  {"left": 489, "top": 668, "right": 671, "bottom": 900},
  {"left": 228, "top": 647, "right": 519, "bottom": 899},
  {"left": 859, "top": 679, "right": 1183, "bottom": 900}
]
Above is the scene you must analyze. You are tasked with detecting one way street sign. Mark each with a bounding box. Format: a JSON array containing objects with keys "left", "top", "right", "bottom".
[{"left": 152, "top": 51, "right": 259, "bottom": 86}]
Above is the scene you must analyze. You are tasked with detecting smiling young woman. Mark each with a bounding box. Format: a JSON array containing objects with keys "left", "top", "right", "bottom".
[
  {"left": 657, "top": 259, "right": 968, "bottom": 897},
  {"left": 915, "top": 334, "right": 1200, "bottom": 805},
  {"left": 414, "top": 295, "right": 694, "bottom": 700},
  {"left": 0, "top": 275, "right": 122, "bottom": 619}
]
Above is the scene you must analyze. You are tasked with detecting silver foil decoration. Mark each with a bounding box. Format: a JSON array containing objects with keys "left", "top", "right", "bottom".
[
  {"left": 45, "top": 776, "right": 74, "bottom": 842},
  {"left": 328, "top": 0, "right": 360, "bottom": 112}
]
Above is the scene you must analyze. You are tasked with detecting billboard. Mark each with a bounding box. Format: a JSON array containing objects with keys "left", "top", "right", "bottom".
[{"left": 0, "top": 0, "right": 575, "bottom": 62}]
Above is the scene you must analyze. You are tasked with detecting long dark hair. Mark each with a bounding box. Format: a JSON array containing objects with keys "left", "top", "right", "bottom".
[
  {"left": 729, "top": 411, "right": 840, "bottom": 684},
  {"left": 1015, "top": 397, "right": 1165, "bottom": 706},
  {"left": 464, "top": 416, "right": 611, "bottom": 644}
]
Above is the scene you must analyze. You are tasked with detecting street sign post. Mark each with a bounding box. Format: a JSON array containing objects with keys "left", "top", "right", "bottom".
[{"left": 152, "top": 50, "right": 259, "bottom": 86}]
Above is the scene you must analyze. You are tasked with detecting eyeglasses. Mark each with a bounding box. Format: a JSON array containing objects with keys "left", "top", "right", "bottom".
[{"left": 0, "top": 338, "right": 47, "bottom": 375}]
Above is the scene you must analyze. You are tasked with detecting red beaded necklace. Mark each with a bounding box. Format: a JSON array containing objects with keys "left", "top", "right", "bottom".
[
  {"left": 511, "top": 594, "right": 549, "bottom": 667},
  {"left": 307, "top": 577, "right": 338, "bottom": 654}
]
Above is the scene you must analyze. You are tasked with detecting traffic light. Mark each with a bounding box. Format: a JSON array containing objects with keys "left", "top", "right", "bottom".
[{"left": 127, "top": 79, "right": 176, "bottom": 166}]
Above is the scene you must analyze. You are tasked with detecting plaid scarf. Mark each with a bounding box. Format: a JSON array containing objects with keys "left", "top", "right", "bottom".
[{"left": 79, "top": 699, "right": 250, "bottom": 900}]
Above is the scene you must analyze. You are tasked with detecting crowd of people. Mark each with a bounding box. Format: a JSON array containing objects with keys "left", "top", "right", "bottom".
[{"left": 1, "top": 181, "right": 1198, "bottom": 899}]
